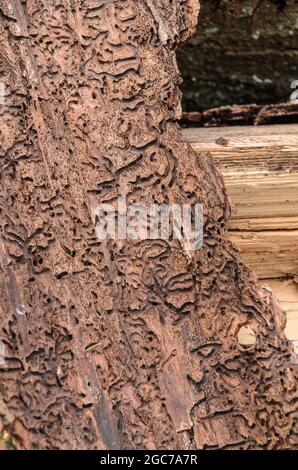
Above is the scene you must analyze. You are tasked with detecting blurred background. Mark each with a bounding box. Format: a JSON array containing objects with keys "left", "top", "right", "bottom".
[{"left": 178, "top": 0, "right": 298, "bottom": 111}]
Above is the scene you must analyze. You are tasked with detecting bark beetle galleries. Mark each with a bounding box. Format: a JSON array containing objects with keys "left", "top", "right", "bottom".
[{"left": 0, "top": 0, "right": 297, "bottom": 450}]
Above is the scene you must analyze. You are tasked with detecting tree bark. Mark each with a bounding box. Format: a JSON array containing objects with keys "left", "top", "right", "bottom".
[{"left": 0, "top": 0, "right": 297, "bottom": 450}]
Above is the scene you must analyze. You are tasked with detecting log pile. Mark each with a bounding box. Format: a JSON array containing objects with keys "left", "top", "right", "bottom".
[
  {"left": 185, "top": 124, "right": 298, "bottom": 350},
  {"left": 181, "top": 103, "right": 298, "bottom": 127}
]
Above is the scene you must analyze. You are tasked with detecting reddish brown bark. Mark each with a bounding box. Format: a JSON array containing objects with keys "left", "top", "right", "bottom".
[
  {"left": 0, "top": 0, "right": 297, "bottom": 450},
  {"left": 181, "top": 102, "right": 298, "bottom": 127}
]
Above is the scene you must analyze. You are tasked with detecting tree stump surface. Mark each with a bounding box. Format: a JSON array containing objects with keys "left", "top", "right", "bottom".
[{"left": 0, "top": 0, "right": 297, "bottom": 450}]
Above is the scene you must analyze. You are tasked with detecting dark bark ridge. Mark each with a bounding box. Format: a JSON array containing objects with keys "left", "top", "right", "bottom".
[{"left": 0, "top": 0, "right": 297, "bottom": 450}]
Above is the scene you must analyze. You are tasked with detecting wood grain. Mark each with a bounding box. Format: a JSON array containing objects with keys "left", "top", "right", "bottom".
[{"left": 185, "top": 124, "right": 298, "bottom": 279}]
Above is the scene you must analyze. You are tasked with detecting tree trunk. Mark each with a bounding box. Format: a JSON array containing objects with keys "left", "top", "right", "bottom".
[{"left": 0, "top": 0, "right": 297, "bottom": 450}]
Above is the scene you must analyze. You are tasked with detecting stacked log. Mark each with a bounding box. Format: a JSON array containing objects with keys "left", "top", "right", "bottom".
[{"left": 185, "top": 124, "right": 298, "bottom": 350}]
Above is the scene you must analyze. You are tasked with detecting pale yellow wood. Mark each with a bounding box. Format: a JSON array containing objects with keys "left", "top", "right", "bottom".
[
  {"left": 184, "top": 123, "right": 298, "bottom": 151},
  {"left": 185, "top": 125, "right": 298, "bottom": 352},
  {"left": 185, "top": 124, "right": 298, "bottom": 279},
  {"left": 261, "top": 279, "right": 298, "bottom": 354},
  {"left": 230, "top": 231, "right": 298, "bottom": 279},
  {"left": 228, "top": 216, "right": 298, "bottom": 231},
  {"left": 185, "top": 124, "right": 298, "bottom": 220},
  {"left": 227, "top": 174, "right": 298, "bottom": 219}
]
